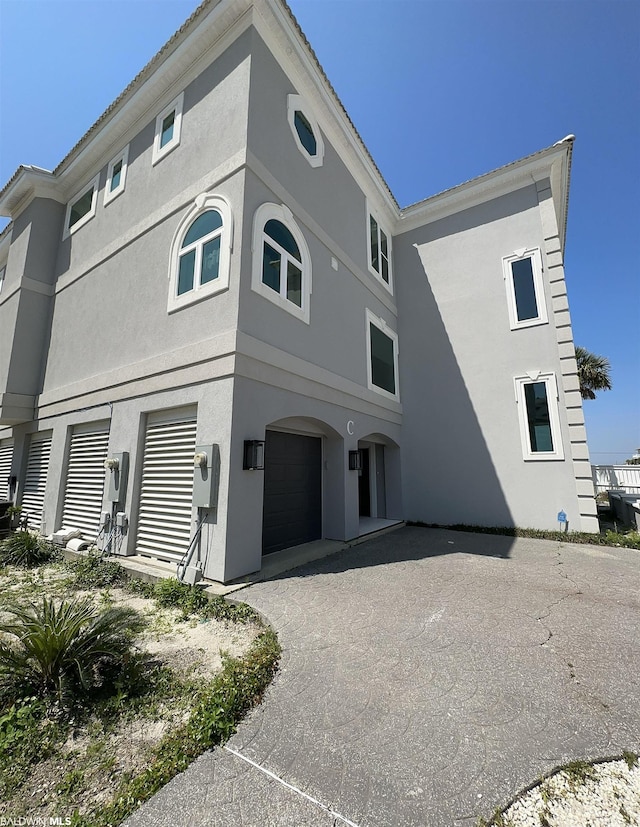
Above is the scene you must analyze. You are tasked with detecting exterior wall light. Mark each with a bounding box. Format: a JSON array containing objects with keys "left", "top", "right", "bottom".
[
  {"left": 104, "top": 457, "right": 120, "bottom": 471},
  {"left": 243, "top": 440, "right": 265, "bottom": 470},
  {"left": 348, "top": 450, "right": 363, "bottom": 471}
]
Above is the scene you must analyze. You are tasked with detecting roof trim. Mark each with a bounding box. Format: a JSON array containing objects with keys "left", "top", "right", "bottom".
[{"left": 396, "top": 137, "right": 574, "bottom": 251}]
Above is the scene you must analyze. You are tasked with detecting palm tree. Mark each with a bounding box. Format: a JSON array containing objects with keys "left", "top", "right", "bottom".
[{"left": 575, "top": 346, "right": 612, "bottom": 400}]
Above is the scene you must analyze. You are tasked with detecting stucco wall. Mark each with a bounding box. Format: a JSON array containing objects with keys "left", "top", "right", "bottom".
[{"left": 395, "top": 185, "right": 587, "bottom": 531}]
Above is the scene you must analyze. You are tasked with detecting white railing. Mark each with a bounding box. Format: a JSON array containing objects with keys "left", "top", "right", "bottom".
[{"left": 592, "top": 465, "right": 640, "bottom": 494}]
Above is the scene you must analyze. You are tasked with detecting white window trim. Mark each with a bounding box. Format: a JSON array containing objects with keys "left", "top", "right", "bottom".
[
  {"left": 167, "top": 192, "right": 233, "bottom": 313},
  {"left": 366, "top": 308, "right": 400, "bottom": 402},
  {"left": 152, "top": 92, "right": 184, "bottom": 166},
  {"left": 514, "top": 371, "right": 564, "bottom": 461},
  {"left": 63, "top": 175, "right": 100, "bottom": 239},
  {"left": 251, "top": 202, "right": 312, "bottom": 324},
  {"left": 287, "top": 94, "right": 324, "bottom": 168},
  {"left": 104, "top": 145, "right": 130, "bottom": 206},
  {"left": 502, "top": 247, "right": 548, "bottom": 330},
  {"left": 0, "top": 266, "right": 5, "bottom": 295},
  {"left": 366, "top": 201, "right": 393, "bottom": 294}
]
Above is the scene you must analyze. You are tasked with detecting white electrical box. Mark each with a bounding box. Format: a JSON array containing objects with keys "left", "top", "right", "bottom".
[
  {"left": 106, "top": 452, "right": 129, "bottom": 503},
  {"left": 192, "top": 444, "right": 220, "bottom": 509}
]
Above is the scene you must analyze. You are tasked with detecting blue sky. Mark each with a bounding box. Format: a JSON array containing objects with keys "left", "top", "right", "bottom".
[{"left": 0, "top": 0, "right": 638, "bottom": 465}]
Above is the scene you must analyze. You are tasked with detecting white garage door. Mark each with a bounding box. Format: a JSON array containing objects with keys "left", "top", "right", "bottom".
[
  {"left": 136, "top": 410, "right": 197, "bottom": 563},
  {"left": 0, "top": 441, "right": 13, "bottom": 501},
  {"left": 61, "top": 423, "right": 110, "bottom": 538},
  {"left": 21, "top": 434, "right": 52, "bottom": 532}
]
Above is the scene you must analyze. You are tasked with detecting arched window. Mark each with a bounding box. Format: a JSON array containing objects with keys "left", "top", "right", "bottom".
[
  {"left": 252, "top": 204, "right": 311, "bottom": 323},
  {"left": 168, "top": 193, "right": 232, "bottom": 312}
]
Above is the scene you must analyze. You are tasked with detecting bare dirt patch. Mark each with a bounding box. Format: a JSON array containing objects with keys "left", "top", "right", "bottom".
[{"left": 0, "top": 563, "right": 261, "bottom": 821}]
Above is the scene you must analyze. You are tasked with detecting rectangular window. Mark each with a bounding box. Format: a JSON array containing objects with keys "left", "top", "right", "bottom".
[
  {"left": 514, "top": 373, "right": 564, "bottom": 460},
  {"left": 503, "top": 248, "right": 547, "bottom": 330},
  {"left": 366, "top": 309, "right": 399, "bottom": 400},
  {"left": 152, "top": 93, "right": 184, "bottom": 165},
  {"left": 63, "top": 175, "right": 100, "bottom": 238},
  {"left": 0, "top": 266, "right": 5, "bottom": 295},
  {"left": 104, "top": 145, "right": 129, "bottom": 205},
  {"left": 367, "top": 207, "right": 393, "bottom": 291}
]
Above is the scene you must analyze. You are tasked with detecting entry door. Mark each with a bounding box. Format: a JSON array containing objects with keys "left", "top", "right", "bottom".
[
  {"left": 358, "top": 447, "right": 371, "bottom": 517},
  {"left": 262, "top": 431, "right": 322, "bottom": 555}
]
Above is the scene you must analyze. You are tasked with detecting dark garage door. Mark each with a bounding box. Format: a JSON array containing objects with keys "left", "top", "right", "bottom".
[{"left": 262, "top": 431, "right": 321, "bottom": 555}]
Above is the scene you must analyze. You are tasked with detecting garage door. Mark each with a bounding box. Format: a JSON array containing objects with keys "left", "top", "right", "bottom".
[
  {"left": 21, "top": 433, "right": 52, "bottom": 532},
  {"left": 262, "top": 431, "right": 321, "bottom": 555},
  {"left": 135, "top": 411, "right": 197, "bottom": 563},
  {"left": 0, "top": 441, "right": 13, "bottom": 501},
  {"left": 61, "top": 423, "right": 110, "bottom": 538}
]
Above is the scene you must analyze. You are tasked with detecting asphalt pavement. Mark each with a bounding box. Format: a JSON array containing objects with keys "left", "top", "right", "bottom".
[{"left": 123, "top": 526, "right": 640, "bottom": 826}]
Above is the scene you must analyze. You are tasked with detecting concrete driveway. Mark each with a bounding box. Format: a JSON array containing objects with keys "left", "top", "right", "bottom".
[{"left": 123, "top": 526, "right": 640, "bottom": 826}]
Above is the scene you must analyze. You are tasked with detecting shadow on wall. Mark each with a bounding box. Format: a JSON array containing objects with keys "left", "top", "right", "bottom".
[
  {"left": 394, "top": 233, "right": 515, "bottom": 536},
  {"left": 271, "top": 525, "right": 513, "bottom": 582}
]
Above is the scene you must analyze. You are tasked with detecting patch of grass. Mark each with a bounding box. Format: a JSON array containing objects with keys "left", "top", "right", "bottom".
[
  {"left": 0, "top": 697, "right": 64, "bottom": 801},
  {"left": 126, "top": 577, "right": 258, "bottom": 623},
  {"left": 622, "top": 750, "right": 638, "bottom": 770},
  {"left": 560, "top": 759, "right": 597, "bottom": 789},
  {"left": 66, "top": 553, "right": 127, "bottom": 590},
  {"left": 409, "top": 521, "right": 640, "bottom": 550},
  {"left": 73, "top": 626, "right": 281, "bottom": 827},
  {"left": 0, "top": 531, "right": 60, "bottom": 568}
]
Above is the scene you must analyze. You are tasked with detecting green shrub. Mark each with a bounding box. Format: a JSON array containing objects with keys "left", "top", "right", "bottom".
[
  {"left": 0, "top": 531, "right": 59, "bottom": 568},
  {"left": 604, "top": 530, "right": 640, "bottom": 549},
  {"left": 0, "top": 597, "right": 143, "bottom": 706},
  {"left": 152, "top": 578, "right": 209, "bottom": 615},
  {"left": 67, "top": 552, "right": 126, "bottom": 589}
]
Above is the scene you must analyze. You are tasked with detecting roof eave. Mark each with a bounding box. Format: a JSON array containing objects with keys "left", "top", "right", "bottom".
[{"left": 396, "top": 138, "right": 574, "bottom": 251}]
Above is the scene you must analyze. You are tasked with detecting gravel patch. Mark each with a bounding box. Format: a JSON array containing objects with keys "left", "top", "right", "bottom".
[{"left": 502, "top": 759, "right": 640, "bottom": 826}]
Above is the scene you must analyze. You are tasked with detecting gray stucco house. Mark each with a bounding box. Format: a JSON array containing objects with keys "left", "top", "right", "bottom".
[{"left": 0, "top": 0, "right": 598, "bottom": 583}]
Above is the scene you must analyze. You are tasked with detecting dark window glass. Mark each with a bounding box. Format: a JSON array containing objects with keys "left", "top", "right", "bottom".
[
  {"left": 110, "top": 159, "right": 123, "bottom": 192},
  {"left": 370, "top": 323, "right": 396, "bottom": 394},
  {"left": 524, "top": 382, "right": 553, "bottom": 452},
  {"left": 512, "top": 257, "right": 538, "bottom": 321},
  {"left": 160, "top": 110, "right": 175, "bottom": 148},
  {"left": 380, "top": 230, "right": 389, "bottom": 283},
  {"left": 182, "top": 211, "right": 223, "bottom": 248},
  {"left": 294, "top": 110, "right": 317, "bottom": 156},
  {"left": 287, "top": 261, "right": 302, "bottom": 307},
  {"left": 201, "top": 236, "right": 221, "bottom": 284},
  {"left": 262, "top": 242, "right": 281, "bottom": 293},
  {"left": 370, "top": 215, "right": 379, "bottom": 272},
  {"left": 265, "top": 220, "right": 300, "bottom": 259},
  {"left": 177, "top": 249, "right": 196, "bottom": 295},
  {"left": 68, "top": 187, "right": 94, "bottom": 228}
]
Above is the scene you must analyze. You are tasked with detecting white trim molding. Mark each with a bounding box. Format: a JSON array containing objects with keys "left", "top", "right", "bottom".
[
  {"left": 366, "top": 308, "right": 399, "bottom": 402},
  {"left": 152, "top": 92, "right": 184, "bottom": 166},
  {"left": 514, "top": 371, "right": 564, "bottom": 461},
  {"left": 502, "top": 247, "right": 547, "bottom": 330},
  {"left": 63, "top": 174, "right": 100, "bottom": 239},
  {"left": 287, "top": 94, "right": 324, "bottom": 168},
  {"left": 251, "top": 202, "right": 312, "bottom": 324},
  {"left": 104, "top": 144, "right": 130, "bottom": 206},
  {"left": 167, "top": 192, "right": 233, "bottom": 313},
  {"left": 366, "top": 200, "right": 393, "bottom": 294}
]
